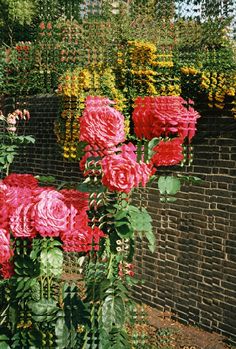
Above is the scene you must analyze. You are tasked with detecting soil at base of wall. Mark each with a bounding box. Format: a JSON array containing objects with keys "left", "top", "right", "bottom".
[{"left": 145, "top": 306, "right": 232, "bottom": 349}]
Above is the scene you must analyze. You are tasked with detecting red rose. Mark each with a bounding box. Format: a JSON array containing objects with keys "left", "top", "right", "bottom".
[
  {"left": 132, "top": 96, "right": 200, "bottom": 141},
  {"left": 79, "top": 96, "right": 126, "bottom": 148},
  {"left": 60, "top": 189, "right": 89, "bottom": 212},
  {"left": 151, "top": 138, "right": 184, "bottom": 167},
  {"left": 3, "top": 173, "right": 38, "bottom": 189},
  {"left": 60, "top": 206, "right": 85, "bottom": 251},
  {"left": 79, "top": 144, "right": 117, "bottom": 175},
  {"left": 0, "top": 189, "right": 9, "bottom": 230},
  {"left": 61, "top": 216, "right": 105, "bottom": 253},
  {"left": 0, "top": 261, "right": 14, "bottom": 279}
]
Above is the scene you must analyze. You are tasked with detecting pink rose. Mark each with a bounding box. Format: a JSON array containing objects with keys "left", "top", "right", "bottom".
[
  {"left": 33, "top": 190, "right": 71, "bottom": 237},
  {"left": 101, "top": 154, "right": 141, "bottom": 193},
  {"left": 138, "top": 162, "right": 156, "bottom": 187},
  {"left": 4, "top": 186, "right": 34, "bottom": 213},
  {"left": 2, "top": 174, "right": 38, "bottom": 214},
  {"left": 119, "top": 142, "right": 137, "bottom": 161},
  {"left": 0, "top": 229, "right": 12, "bottom": 264},
  {"left": 79, "top": 96, "right": 126, "bottom": 148},
  {"left": 10, "top": 203, "right": 37, "bottom": 238}
]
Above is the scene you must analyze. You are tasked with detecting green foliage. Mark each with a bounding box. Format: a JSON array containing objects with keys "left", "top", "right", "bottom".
[
  {"left": 156, "top": 327, "right": 177, "bottom": 349},
  {"left": 40, "top": 247, "right": 63, "bottom": 277},
  {"left": 62, "top": 283, "right": 88, "bottom": 348},
  {"left": 0, "top": 144, "right": 18, "bottom": 173},
  {"left": 177, "top": 174, "right": 202, "bottom": 184},
  {"left": 35, "top": 175, "right": 56, "bottom": 184},
  {"left": 112, "top": 203, "right": 156, "bottom": 253},
  {"left": 100, "top": 327, "right": 131, "bottom": 349},
  {"left": 1, "top": 0, "right": 37, "bottom": 25},
  {"left": 99, "top": 279, "right": 131, "bottom": 348},
  {"left": 0, "top": 115, "right": 35, "bottom": 176},
  {"left": 0, "top": 0, "right": 39, "bottom": 45}
]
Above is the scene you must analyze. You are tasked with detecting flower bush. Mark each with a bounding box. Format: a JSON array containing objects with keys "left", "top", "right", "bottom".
[
  {"left": 0, "top": 174, "right": 103, "bottom": 253},
  {"left": 0, "top": 93, "right": 201, "bottom": 348}
]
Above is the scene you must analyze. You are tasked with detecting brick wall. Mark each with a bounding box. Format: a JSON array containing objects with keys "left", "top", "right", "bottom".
[
  {"left": 3, "top": 96, "right": 236, "bottom": 343},
  {"left": 133, "top": 108, "right": 236, "bottom": 344}
]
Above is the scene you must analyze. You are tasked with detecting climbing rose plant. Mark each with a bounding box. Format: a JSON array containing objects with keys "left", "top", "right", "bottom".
[{"left": 0, "top": 95, "right": 200, "bottom": 349}]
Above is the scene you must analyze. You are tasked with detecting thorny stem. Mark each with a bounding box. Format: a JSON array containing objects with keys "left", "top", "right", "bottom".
[
  {"left": 5, "top": 163, "right": 10, "bottom": 176},
  {"left": 107, "top": 253, "right": 114, "bottom": 279}
]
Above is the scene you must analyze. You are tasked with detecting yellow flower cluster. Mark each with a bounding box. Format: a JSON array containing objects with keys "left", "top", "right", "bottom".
[
  {"left": 63, "top": 114, "right": 80, "bottom": 159},
  {"left": 158, "top": 82, "right": 181, "bottom": 96},
  {"left": 154, "top": 54, "right": 174, "bottom": 69},
  {"left": 54, "top": 106, "right": 80, "bottom": 159},
  {"left": 117, "top": 43, "right": 181, "bottom": 98},
  {"left": 58, "top": 68, "right": 92, "bottom": 98},
  {"left": 181, "top": 66, "right": 199, "bottom": 75},
  {"left": 128, "top": 40, "right": 157, "bottom": 66},
  {"left": 201, "top": 71, "right": 235, "bottom": 110},
  {"left": 100, "top": 67, "right": 126, "bottom": 111},
  {"left": 128, "top": 40, "right": 158, "bottom": 96}
]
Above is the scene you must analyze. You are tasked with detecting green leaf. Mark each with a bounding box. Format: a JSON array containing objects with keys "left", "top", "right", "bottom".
[
  {"left": 166, "top": 197, "right": 177, "bottom": 203},
  {"left": 55, "top": 312, "right": 69, "bottom": 348},
  {"left": 114, "top": 209, "right": 128, "bottom": 221},
  {"left": 28, "top": 299, "right": 59, "bottom": 322},
  {"left": 6, "top": 153, "right": 14, "bottom": 163},
  {"left": 158, "top": 176, "right": 181, "bottom": 195},
  {"left": 157, "top": 176, "right": 167, "bottom": 195},
  {"left": 128, "top": 206, "right": 152, "bottom": 233},
  {"left": 102, "top": 295, "right": 125, "bottom": 332},
  {"left": 40, "top": 247, "right": 63, "bottom": 277},
  {"left": 177, "top": 174, "right": 202, "bottom": 183},
  {"left": 145, "top": 230, "right": 156, "bottom": 253},
  {"left": 165, "top": 177, "right": 181, "bottom": 195},
  {"left": 115, "top": 222, "right": 133, "bottom": 239},
  {"left": 35, "top": 175, "right": 56, "bottom": 184},
  {"left": 23, "top": 135, "right": 35, "bottom": 144},
  {"left": 147, "top": 137, "right": 160, "bottom": 159}
]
